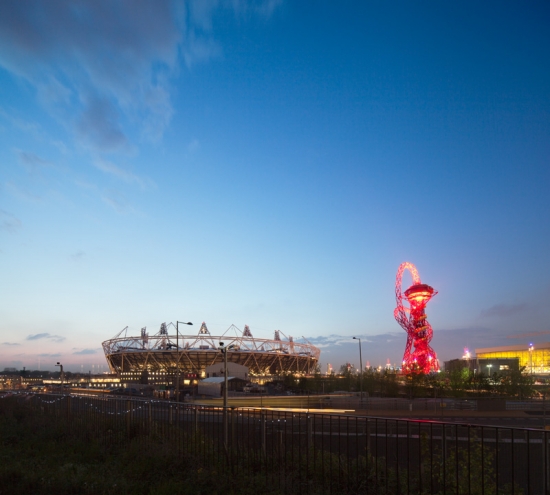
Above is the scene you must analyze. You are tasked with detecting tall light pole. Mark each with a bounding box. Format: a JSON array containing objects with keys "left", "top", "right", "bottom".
[
  {"left": 175, "top": 321, "right": 193, "bottom": 402},
  {"left": 219, "top": 341, "right": 236, "bottom": 448},
  {"left": 528, "top": 343, "right": 534, "bottom": 374},
  {"left": 353, "top": 337, "right": 363, "bottom": 402},
  {"left": 55, "top": 362, "right": 64, "bottom": 392}
]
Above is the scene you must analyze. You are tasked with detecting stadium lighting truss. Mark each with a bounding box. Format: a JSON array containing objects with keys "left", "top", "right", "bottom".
[{"left": 102, "top": 322, "right": 320, "bottom": 376}]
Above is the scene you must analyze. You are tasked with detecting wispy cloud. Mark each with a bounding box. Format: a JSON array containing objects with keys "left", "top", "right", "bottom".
[
  {"left": 26, "top": 333, "right": 65, "bottom": 343},
  {"left": 93, "top": 158, "right": 153, "bottom": 189},
  {"left": 0, "top": 108, "right": 41, "bottom": 134},
  {"left": 1, "top": 342, "right": 20, "bottom": 346},
  {"left": 479, "top": 303, "right": 529, "bottom": 319},
  {"left": 187, "top": 138, "right": 200, "bottom": 153},
  {"left": 15, "top": 149, "right": 51, "bottom": 173},
  {"left": 70, "top": 250, "right": 85, "bottom": 261},
  {"left": 72, "top": 349, "right": 97, "bottom": 355},
  {"left": 0, "top": 209, "right": 22, "bottom": 233},
  {"left": 230, "top": 0, "right": 284, "bottom": 19},
  {"left": 101, "top": 191, "right": 131, "bottom": 214},
  {"left": 4, "top": 182, "right": 42, "bottom": 202},
  {"left": 307, "top": 333, "right": 403, "bottom": 349},
  {"left": 76, "top": 96, "right": 131, "bottom": 153}
]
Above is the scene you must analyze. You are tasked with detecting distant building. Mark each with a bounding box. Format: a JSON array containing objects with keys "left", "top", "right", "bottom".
[
  {"left": 476, "top": 342, "right": 550, "bottom": 374},
  {"left": 119, "top": 369, "right": 198, "bottom": 386},
  {"left": 445, "top": 357, "right": 519, "bottom": 374}
]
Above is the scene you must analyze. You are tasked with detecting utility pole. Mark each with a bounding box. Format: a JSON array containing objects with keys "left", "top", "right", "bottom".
[
  {"left": 56, "top": 362, "right": 64, "bottom": 392},
  {"left": 175, "top": 321, "right": 193, "bottom": 402},
  {"left": 219, "top": 341, "right": 235, "bottom": 449},
  {"left": 353, "top": 337, "right": 363, "bottom": 402}
]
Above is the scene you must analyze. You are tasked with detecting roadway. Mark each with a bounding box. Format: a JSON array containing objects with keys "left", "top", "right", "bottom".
[{"left": 29, "top": 389, "right": 550, "bottom": 429}]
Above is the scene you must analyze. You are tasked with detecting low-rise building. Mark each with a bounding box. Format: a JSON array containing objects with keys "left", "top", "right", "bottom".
[
  {"left": 198, "top": 376, "right": 248, "bottom": 397},
  {"left": 205, "top": 362, "right": 248, "bottom": 380}
]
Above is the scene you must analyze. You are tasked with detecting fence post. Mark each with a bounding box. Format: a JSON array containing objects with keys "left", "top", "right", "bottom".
[
  {"left": 148, "top": 401, "right": 152, "bottom": 429},
  {"left": 230, "top": 407, "right": 235, "bottom": 448},
  {"left": 442, "top": 424, "right": 447, "bottom": 488},
  {"left": 126, "top": 400, "right": 131, "bottom": 437},
  {"left": 366, "top": 418, "right": 371, "bottom": 454},
  {"left": 261, "top": 411, "right": 266, "bottom": 456},
  {"left": 194, "top": 406, "right": 198, "bottom": 433},
  {"left": 169, "top": 405, "right": 173, "bottom": 425},
  {"left": 307, "top": 415, "right": 312, "bottom": 450}
]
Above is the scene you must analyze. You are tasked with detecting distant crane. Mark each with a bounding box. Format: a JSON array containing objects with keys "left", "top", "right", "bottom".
[{"left": 507, "top": 330, "right": 550, "bottom": 339}]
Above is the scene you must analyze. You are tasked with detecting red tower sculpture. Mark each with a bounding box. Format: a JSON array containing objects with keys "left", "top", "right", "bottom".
[{"left": 394, "top": 262, "right": 440, "bottom": 374}]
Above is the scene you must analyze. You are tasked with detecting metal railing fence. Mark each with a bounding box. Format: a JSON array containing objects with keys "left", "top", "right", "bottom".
[{"left": 0, "top": 392, "right": 548, "bottom": 494}]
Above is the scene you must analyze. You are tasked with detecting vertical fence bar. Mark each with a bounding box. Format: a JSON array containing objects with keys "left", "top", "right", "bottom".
[
  {"left": 374, "top": 418, "right": 378, "bottom": 494},
  {"left": 194, "top": 406, "right": 198, "bottom": 433},
  {"left": 455, "top": 425, "right": 460, "bottom": 495},
  {"left": 418, "top": 421, "right": 422, "bottom": 495},
  {"left": 126, "top": 400, "right": 131, "bottom": 437},
  {"left": 481, "top": 426, "right": 485, "bottom": 495},
  {"left": 329, "top": 412, "right": 333, "bottom": 494},
  {"left": 544, "top": 429, "right": 548, "bottom": 495},
  {"left": 397, "top": 419, "right": 401, "bottom": 494},
  {"left": 467, "top": 426, "right": 471, "bottom": 495},
  {"left": 511, "top": 428, "right": 515, "bottom": 495},
  {"left": 495, "top": 426, "right": 499, "bottom": 495},
  {"left": 527, "top": 429, "right": 530, "bottom": 495},
  {"left": 260, "top": 411, "right": 266, "bottom": 459},
  {"left": 307, "top": 414, "right": 312, "bottom": 450},
  {"left": 339, "top": 413, "right": 343, "bottom": 493},
  {"left": 430, "top": 422, "right": 434, "bottom": 495},
  {"left": 385, "top": 419, "right": 389, "bottom": 495},
  {"left": 407, "top": 420, "right": 410, "bottom": 495}
]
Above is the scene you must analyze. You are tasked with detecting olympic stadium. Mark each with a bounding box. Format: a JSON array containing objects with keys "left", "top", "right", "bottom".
[{"left": 102, "top": 322, "right": 320, "bottom": 378}]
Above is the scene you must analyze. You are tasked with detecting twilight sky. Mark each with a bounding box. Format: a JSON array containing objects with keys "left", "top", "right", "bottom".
[{"left": 1, "top": 1, "right": 549, "bottom": 373}]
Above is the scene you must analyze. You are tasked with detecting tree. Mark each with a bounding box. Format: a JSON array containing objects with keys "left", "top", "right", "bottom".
[
  {"left": 448, "top": 368, "right": 469, "bottom": 397},
  {"left": 499, "top": 367, "right": 535, "bottom": 399}
]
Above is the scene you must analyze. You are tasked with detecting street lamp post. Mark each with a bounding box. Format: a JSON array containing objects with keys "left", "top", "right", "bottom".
[
  {"left": 353, "top": 337, "right": 363, "bottom": 402},
  {"left": 55, "top": 362, "right": 64, "bottom": 392},
  {"left": 175, "top": 321, "right": 193, "bottom": 402},
  {"left": 528, "top": 343, "right": 534, "bottom": 374},
  {"left": 219, "top": 341, "right": 236, "bottom": 448}
]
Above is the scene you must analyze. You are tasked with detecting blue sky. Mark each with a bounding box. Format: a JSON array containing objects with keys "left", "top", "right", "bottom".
[{"left": 1, "top": 1, "right": 549, "bottom": 372}]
